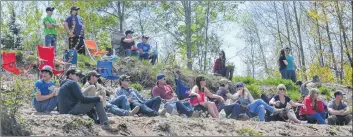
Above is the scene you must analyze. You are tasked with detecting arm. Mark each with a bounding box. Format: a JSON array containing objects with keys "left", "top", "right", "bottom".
[
  {"left": 45, "top": 22, "right": 55, "bottom": 29},
  {"left": 269, "top": 98, "right": 277, "bottom": 106},
  {"left": 204, "top": 88, "right": 223, "bottom": 100},
  {"left": 70, "top": 82, "right": 100, "bottom": 103},
  {"left": 134, "top": 88, "right": 147, "bottom": 102},
  {"left": 151, "top": 87, "right": 161, "bottom": 97},
  {"left": 283, "top": 60, "right": 288, "bottom": 65},
  {"left": 189, "top": 86, "right": 199, "bottom": 96},
  {"left": 225, "top": 93, "right": 239, "bottom": 101},
  {"left": 35, "top": 88, "right": 55, "bottom": 101},
  {"left": 123, "top": 37, "right": 140, "bottom": 43},
  {"left": 245, "top": 88, "right": 254, "bottom": 103},
  {"left": 288, "top": 100, "right": 303, "bottom": 107}
]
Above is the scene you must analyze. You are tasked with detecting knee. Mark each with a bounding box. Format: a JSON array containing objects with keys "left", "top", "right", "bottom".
[
  {"left": 154, "top": 96, "right": 162, "bottom": 102},
  {"left": 327, "top": 116, "right": 337, "bottom": 125},
  {"left": 345, "top": 114, "right": 352, "bottom": 120}
]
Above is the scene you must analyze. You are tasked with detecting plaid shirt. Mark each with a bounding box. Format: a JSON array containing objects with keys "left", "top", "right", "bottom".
[{"left": 213, "top": 58, "right": 225, "bottom": 73}]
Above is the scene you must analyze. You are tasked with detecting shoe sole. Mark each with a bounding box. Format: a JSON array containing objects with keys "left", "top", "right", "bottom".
[{"left": 129, "top": 106, "right": 140, "bottom": 116}]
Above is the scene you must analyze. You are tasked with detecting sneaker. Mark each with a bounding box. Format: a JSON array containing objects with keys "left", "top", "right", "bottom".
[
  {"left": 102, "top": 123, "right": 118, "bottom": 132},
  {"left": 129, "top": 106, "right": 140, "bottom": 116},
  {"left": 159, "top": 108, "right": 167, "bottom": 116},
  {"left": 191, "top": 110, "right": 201, "bottom": 118},
  {"left": 300, "top": 121, "right": 308, "bottom": 124}
]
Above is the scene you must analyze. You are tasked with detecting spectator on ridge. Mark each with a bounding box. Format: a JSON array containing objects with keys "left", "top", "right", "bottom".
[
  {"left": 300, "top": 75, "right": 321, "bottom": 99},
  {"left": 121, "top": 30, "right": 140, "bottom": 57},
  {"left": 213, "top": 50, "right": 234, "bottom": 80},
  {"left": 137, "top": 35, "right": 158, "bottom": 64},
  {"left": 116, "top": 75, "right": 166, "bottom": 117},
  {"left": 43, "top": 7, "right": 58, "bottom": 54},
  {"left": 327, "top": 91, "right": 352, "bottom": 125},
  {"left": 278, "top": 48, "right": 288, "bottom": 79},
  {"left": 284, "top": 47, "right": 296, "bottom": 82},
  {"left": 64, "top": 6, "right": 86, "bottom": 55},
  {"left": 33, "top": 65, "right": 58, "bottom": 113}
]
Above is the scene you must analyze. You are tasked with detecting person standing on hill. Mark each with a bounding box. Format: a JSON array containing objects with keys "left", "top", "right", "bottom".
[
  {"left": 278, "top": 49, "right": 288, "bottom": 79},
  {"left": 43, "top": 7, "right": 58, "bottom": 54},
  {"left": 284, "top": 47, "right": 297, "bottom": 82},
  {"left": 64, "top": 6, "right": 86, "bottom": 55},
  {"left": 213, "top": 50, "right": 235, "bottom": 80}
]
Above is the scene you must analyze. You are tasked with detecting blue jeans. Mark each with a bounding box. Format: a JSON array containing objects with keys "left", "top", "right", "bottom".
[
  {"left": 307, "top": 112, "right": 326, "bottom": 124},
  {"left": 139, "top": 53, "right": 150, "bottom": 60},
  {"left": 45, "top": 35, "right": 57, "bottom": 53},
  {"left": 175, "top": 101, "right": 193, "bottom": 117},
  {"left": 247, "top": 99, "right": 275, "bottom": 121},
  {"left": 123, "top": 49, "right": 131, "bottom": 57},
  {"left": 287, "top": 70, "right": 297, "bottom": 82},
  {"left": 130, "top": 96, "right": 162, "bottom": 117},
  {"left": 279, "top": 69, "right": 287, "bottom": 79},
  {"left": 107, "top": 95, "right": 130, "bottom": 116},
  {"left": 34, "top": 96, "right": 57, "bottom": 112}
]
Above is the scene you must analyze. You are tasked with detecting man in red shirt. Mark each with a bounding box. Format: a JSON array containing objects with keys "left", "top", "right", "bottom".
[{"left": 152, "top": 74, "right": 196, "bottom": 117}]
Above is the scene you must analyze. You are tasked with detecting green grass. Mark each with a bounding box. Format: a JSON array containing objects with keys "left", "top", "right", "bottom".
[
  {"left": 233, "top": 76, "right": 259, "bottom": 85},
  {"left": 318, "top": 86, "right": 334, "bottom": 101},
  {"left": 131, "top": 83, "right": 143, "bottom": 92},
  {"left": 246, "top": 84, "right": 262, "bottom": 99},
  {"left": 236, "top": 128, "right": 263, "bottom": 136}
]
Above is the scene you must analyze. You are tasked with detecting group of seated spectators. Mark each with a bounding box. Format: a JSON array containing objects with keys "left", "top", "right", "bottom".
[{"left": 33, "top": 65, "right": 352, "bottom": 131}]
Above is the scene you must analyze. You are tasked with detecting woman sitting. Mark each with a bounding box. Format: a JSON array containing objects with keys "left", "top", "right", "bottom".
[
  {"left": 189, "top": 76, "right": 225, "bottom": 118},
  {"left": 269, "top": 84, "right": 306, "bottom": 123},
  {"left": 299, "top": 88, "right": 326, "bottom": 124}
]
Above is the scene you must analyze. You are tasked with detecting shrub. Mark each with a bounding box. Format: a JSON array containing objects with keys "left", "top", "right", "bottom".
[
  {"left": 318, "top": 86, "right": 334, "bottom": 101},
  {"left": 131, "top": 83, "right": 143, "bottom": 92},
  {"left": 261, "top": 78, "right": 301, "bottom": 101},
  {"left": 246, "top": 84, "right": 262, "bottom": 99},
  {"left": 232, "top": 76, "right": 258, "bottom": 85}
]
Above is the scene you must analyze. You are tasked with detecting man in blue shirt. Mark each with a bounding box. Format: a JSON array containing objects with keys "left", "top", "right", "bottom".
[
  {"left": 137, "top": 36, "right": 158, "bottom": 64},
  {"left": 115, "top": 75, "right": 166, "bottom": 117},
  {"left": 33, "top": 65, "right": 57, "bottom": 113},
  {"left": 64, "top": 6, "right": 85, "bottom": 55},
  {"left": 284, "top": 47, "right": 297, "bottom": 82}
]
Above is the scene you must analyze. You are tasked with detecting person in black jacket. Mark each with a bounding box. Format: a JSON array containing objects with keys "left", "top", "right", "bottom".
[{"left": 58, "top": 69, "right": 116, "bottom": 131}]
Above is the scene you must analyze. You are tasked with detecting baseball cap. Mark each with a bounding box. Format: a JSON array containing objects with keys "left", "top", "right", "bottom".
[
  {"left": 334, "top": 90, "right": 345, "bottom": 97},
  {"left": 86, "top": 70, "right": 101, "bottom": 78},
  {"left": 41, "top": 65, "right": 53, "bottom": 74},
  {"left": 235, "top": 82, "right": 245, "bottom": 88},
  {"left": 70, "top": 6, "right": 80, "bottom": 11},
  {"left": 219, "top": 78, "right": 231, "bottom": 85},
  {"left": 142, "top": 35, "right": 149, "bottom": 39},
  {"left": 66, "top": 69, "right": 84, "bottom": 78},
  {"left": 46, "top": 7, "right": 55, "bottom": 11},
  {"left": 125, "top": 30, "right": 134, "bottom": 36},
  {"left": 157, "top": 74, "right": 165, "bottom": 81},
  {"left": 284, "top": 47, "right": 292, "bottom": 50},
  {"left": 119, "top": 75, "right": 131, "bottom": 82}
]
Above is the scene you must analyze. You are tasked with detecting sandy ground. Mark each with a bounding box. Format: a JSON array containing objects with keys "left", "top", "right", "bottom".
[{"left": 17, "top": 104, "right": 352, "bottom": 136}]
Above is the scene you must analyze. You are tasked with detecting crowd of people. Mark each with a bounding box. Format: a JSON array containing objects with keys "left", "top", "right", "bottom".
[{"left": 33, "top": 6, "right": 352, "bottom": 132}]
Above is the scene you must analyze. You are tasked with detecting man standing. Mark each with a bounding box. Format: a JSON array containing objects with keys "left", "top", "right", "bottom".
[
  {"left": 121, "top": 30, "right": 140, "bottom": 57},
  {"left": 64, "top": 6, "right": 85, "bottom": 55},
  {"left": 327, "top": 91, "right": 352, "bottom": 125},
  {"left": 152, "top": 73, "right": 195, "bottom": 117},
  {"left": 284, "top": 47, "right": 296, "bottom": 83},
  {"left": 116, "top": 75, "right": 166, "bottom": 117},
  {"left": 43, "top": 7, "right": 58, "bottom": 54},
  {"left": 58, "top": 69, "right": 116, "bottom": 131},
  {"left": 33, "top": 65, "right": 57, "bottom": 113}
]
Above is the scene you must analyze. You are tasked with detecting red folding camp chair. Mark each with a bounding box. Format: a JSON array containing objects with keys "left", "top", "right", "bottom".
[
  {"left": 37, "top": 45, "right": 64, "bottom": 77},
  {"left": 1, "top": 51, "right": 23, "bottom": 75}
]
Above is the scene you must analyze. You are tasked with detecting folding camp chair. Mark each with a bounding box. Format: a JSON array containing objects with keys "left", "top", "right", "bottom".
[
  {"left": 97, "top": 61, "right": 120, "bottom": 86},
  {"left": 84, "top": 40, "right": 107, "bottom": 61},
  {"left": 1, "top": 51, "right": 24, "bottom": 75},
  {"left": 174, "top": 73, "right": 210, "bottom": 118},
  {"left": 63, "top": 49, "right": 78, "bottom": 69},
  {"left": 37, "top": 45, "right": 64, "bottom": 78}
]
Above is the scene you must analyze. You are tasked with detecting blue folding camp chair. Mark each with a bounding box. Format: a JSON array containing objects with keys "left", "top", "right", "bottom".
[
  {"left": 97, "top": 61, "right": 120, "bottom": 86},
  {"left": 174, "top": 75, "right": 209, "bottom": 118}
]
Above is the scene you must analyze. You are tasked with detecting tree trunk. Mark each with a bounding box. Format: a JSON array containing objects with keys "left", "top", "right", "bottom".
[
  {"left": 183, "top": 1, "right": 193, "bottom": 70},
  {"left": 322, "top": 8, "right": 339, "bottom": 80},
  {"left": 283, "top": 2, "right": 291, "bottom": 48},
  {"left": 336, "top": 1, "right": 353, "bottom": 67},
  {"left": 315, "top": 2, "right": 324, "bottom": 66},
  {"left": 203, "top": 1, "right": 210, "bottom": 72},
  {"left": 253, "top": 18, "right": 269, "bottom": 76},
  {"left": 293, "top": 1, "right": 307, "bottom": 80},
  {"left": 117, "top": 1, "right": 124, "bottom": 33},
  {"left": 274, "top": 2, "right": 283, "bottom": 48}
]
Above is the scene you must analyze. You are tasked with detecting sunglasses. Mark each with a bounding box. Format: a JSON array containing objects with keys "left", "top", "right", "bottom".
[{"left": 279, "top": 88, "right": 286, "bottom": 91}]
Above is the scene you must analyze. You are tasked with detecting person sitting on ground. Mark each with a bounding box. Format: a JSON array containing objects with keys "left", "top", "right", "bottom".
[
  {"left": 101, "top": 47, "right": 118, "bottom": 62},
  {"left": 327, "top": 91, "right": 352, "bottom": 125},
  {"left": 299, "top": 88, "right": 326, "bottom": 124},
  {"left": 121, "top": 30, "right": 140, "bottom": 57},
  {"left": 189, "top": 76, "right": 225, "bottom": 119},
  {"left": 268, "top": 84, "right": 306, "bottom": 124},
  {"left": 152, "top": 73, "right": 197, "bottom": 118},
  {"left": 33, "top": 65, "right": 58, "bottom": 113},
  {"left": 232, "top": 82, "right": 282, "bottom": 122},
  {"left": 137, "top": 35, "right": 157, "bottom": 63},
  {"left": 57, "top": 69, "right": 116, "bottom": 131},
  {"left": 82, "top": 71, "right": 140, "bottom": 117},
  {"left": 116, "top": 75, "right": 166, "bottom": 117},
  {"left": 216, "top": 78, "right": 250, "bottom": 120},
  {"left": 213, "top": 50, "right": 235, "bottom": 80},
  {"left": 300, "top": 75, "right": 321, "bottom": 99}
]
